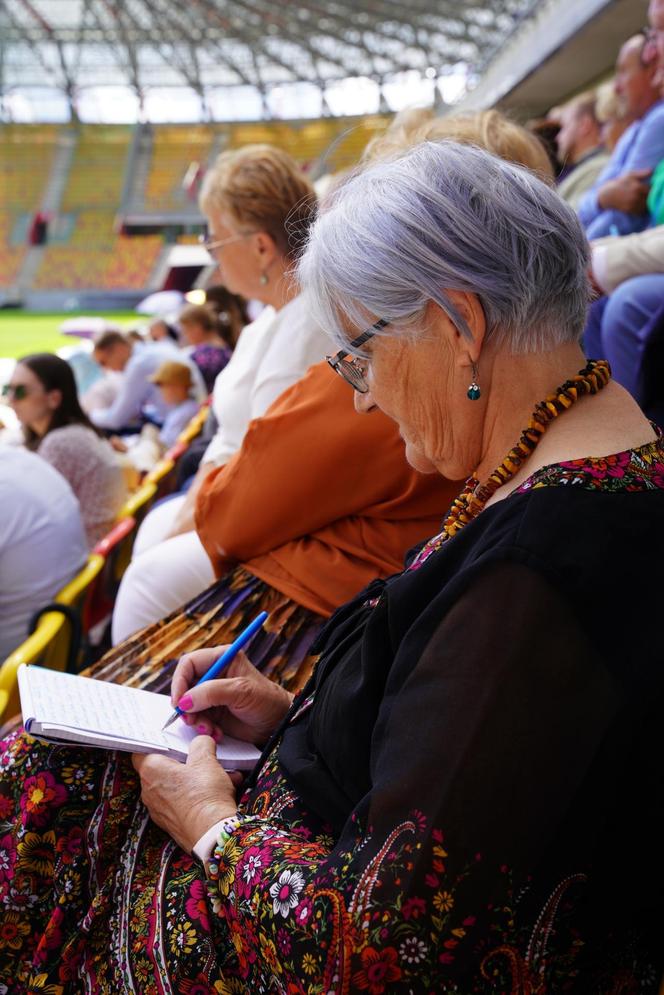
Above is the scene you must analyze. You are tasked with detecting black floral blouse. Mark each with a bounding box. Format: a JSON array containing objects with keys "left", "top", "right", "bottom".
[
  {"left": 204, "top": 434, "right": 664, "bottom": 992},
  {"left": 1, "top": 437, "right": 664, "bottom": 994}
]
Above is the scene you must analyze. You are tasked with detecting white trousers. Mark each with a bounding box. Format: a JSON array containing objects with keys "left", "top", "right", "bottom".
[{"left": 111, "top": 496, "right": 215, "bottom": 645}]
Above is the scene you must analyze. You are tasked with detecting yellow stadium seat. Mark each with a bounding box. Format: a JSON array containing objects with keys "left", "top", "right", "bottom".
[
  {"left": 86, "top": 516, "right": 137, "bottom": 629},
  {"left": 117, "top": 479, "right": 158, "bottom": 524},
  {"left": 0, "top": 553, "right": 105, "bottom": 720},
  {"left": 144, "top": 456, "right": 176, "bottom": 487}
]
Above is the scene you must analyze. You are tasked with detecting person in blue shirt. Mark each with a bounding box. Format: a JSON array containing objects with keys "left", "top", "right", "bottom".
[
  {"left": 148, "top": 360, "right": 201, "bottom": 448},
  {"left": 90, "top": 330, "right": 205, "bottom": 432},
  {"left": 578, "top": 33, "right": 664, "bottom": 238}
]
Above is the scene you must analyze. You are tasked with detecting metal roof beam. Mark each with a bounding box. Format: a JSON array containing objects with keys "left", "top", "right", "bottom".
[{"left": 94, "top": 0, "right": 144, "bottom": 99}]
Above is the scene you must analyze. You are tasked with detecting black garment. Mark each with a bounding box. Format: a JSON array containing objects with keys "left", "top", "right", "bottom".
[{"left": 271, "top": 482, "right": 664, "bottom": 989}]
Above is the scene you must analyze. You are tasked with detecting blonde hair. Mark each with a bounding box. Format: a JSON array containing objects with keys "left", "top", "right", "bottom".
[
  {"left": 595, "top": 80, "right": 624, "bottom": 124},
  {"left": 199, "top": 144, "right": 317, "bottom": 261},
  {"left": 365, "top": 108, "right": 554, "bottom": 183},
  {"left": 362, "top": 106, "right": 435, "bottom": 162}
]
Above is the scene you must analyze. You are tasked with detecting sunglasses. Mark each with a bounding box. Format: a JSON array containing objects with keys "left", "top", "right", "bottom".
[{"left": 1, "top": 384, "right": 30, "bottom": 401}]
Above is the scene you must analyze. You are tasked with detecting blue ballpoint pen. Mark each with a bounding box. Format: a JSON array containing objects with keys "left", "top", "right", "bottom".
[{"left": 161, "top": 610, "right": 269, "bottom": 731}]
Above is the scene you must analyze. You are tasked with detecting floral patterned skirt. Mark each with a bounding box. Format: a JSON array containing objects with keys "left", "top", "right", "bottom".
[
  {"left": 0, "top": 731, "right": 236, "bottom": 995},
  {"left": 84, "top": 565, "right": 324, "bottom": 695},
  {"left": 0, "top": 567, "right": 325, "bottom": 993}
]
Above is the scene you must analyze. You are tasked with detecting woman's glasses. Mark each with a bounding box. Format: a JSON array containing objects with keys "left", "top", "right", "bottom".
[
  {"left": 1, "top": 384, "right": 29, "bottom": 401},
  {"left": 326, "top": 318, "right": 389, "bottom": 393},
  {"left": 198, "top": 232, "right": 252, "bottom": 255}
]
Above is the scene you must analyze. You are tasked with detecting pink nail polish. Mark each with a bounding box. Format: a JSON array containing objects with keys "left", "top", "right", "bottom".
[{"left": 178, "top": 695, "right": 193, "bottom": 711}]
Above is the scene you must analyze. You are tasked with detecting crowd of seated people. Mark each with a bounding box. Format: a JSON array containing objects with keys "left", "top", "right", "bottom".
[
  {"left": 0, "top": 284, "right": 248, "bottom": 650},
  {"left": 3, "top": 35, "right": 664, "bottom": 990},
  {"left": 547, "top": 7, "right": 664, "bottom": 424}
]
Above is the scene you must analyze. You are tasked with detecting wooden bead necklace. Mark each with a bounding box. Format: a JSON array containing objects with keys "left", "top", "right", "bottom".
[{"left": 410, "top": 359, "right": 611, "bottom": 568}]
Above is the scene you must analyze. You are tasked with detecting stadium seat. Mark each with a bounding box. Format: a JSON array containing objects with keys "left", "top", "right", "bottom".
[
  {"left": 143, "top": 407, "right": 206, "bottom": 493},
  {"left": 144, "top": 125, "right": 218, "bottom": 211},
  {"left": 176, "top": 403, "right": 210, "bottom": 444},
  {"left": 84, "top": 516, "right": 138, "bottom": 637},
  {"left": 117, "top": 479, "right": 158, "bottom": 524},
  {"left": 0, "top": 552, "right": 105, "bottom": 720},
  {"left": 60, "top": 125, "right": 131, "bottom": 212}
]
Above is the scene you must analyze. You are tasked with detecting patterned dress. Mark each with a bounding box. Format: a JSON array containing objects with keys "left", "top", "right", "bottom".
[{"left": 2, "top": 438, "right": 664, "bottom": 994}]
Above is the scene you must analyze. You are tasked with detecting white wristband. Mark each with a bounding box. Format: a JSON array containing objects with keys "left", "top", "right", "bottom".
[{"left": 192, "top": 815, "right": 240, "bottom": 865}]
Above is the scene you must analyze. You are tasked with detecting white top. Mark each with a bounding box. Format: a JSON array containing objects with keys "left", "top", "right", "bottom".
[
  {"left": 0, "top": 448, "right": 87, "bottom": 660},
  {"left": 203, "top": 295, "right": 329, "bottom": 467},
  {"left": 38, "top": 425, "right": 127, "bottom": 548}
]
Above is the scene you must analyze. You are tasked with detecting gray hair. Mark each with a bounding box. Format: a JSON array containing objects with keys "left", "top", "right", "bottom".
[{"left": 297, "top": 140, "right": 590, "bottom": 355}]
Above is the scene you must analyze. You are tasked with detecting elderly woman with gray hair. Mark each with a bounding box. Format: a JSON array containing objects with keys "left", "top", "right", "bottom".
[{"left": 3, "top": 142, "right": 664, "bottom": 992}]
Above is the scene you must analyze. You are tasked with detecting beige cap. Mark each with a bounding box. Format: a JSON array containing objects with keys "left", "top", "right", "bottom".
[{"left": 148, "top": 360, "right": 193, "bottom": 389}]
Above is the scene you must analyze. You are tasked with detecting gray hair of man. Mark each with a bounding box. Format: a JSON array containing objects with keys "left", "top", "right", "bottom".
[{"left": 297, "top": 140, "right": 590, "bottom": 356}]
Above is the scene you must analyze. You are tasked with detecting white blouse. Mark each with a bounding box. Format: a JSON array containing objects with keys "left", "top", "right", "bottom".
[{"left": 202, "top": 295, "right": 329, "bottom": 468}]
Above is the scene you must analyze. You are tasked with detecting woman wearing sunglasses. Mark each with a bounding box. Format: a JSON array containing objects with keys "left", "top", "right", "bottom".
[{"left": 5, "top": 352, "right": 126, "bottom": 547}]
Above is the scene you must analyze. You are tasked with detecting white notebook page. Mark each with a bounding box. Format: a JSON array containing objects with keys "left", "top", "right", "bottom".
[{"left": 19, "top": 666, "right": 260, "bottom": 768}]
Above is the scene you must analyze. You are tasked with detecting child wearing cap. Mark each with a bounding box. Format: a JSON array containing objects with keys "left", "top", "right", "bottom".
[
  {"left": 110, "top": 361, "right": 200, "bottom": 470},
  {"left": 148, "top": 360, "right": 200, "bottom": 448}
]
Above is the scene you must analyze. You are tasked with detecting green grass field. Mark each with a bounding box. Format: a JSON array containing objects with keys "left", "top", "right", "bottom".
[{"left": 0, "top": 311, "right": 138, "bottom": 360}]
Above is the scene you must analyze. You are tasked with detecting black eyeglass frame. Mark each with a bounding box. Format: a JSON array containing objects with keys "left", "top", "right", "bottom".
[
  {"left": 326, "top": 318, "right": 389, "bottom": 393},
  {"left": 641, "top": 26, "right": 661, "bottom": 64}
]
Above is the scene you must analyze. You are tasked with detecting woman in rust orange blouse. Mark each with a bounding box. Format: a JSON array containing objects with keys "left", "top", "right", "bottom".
[{"left": 89, "top": 359, "right": 454, "bottom": 692}]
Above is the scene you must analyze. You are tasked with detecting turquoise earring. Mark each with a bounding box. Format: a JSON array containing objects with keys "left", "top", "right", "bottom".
[{"left": 467, "top": 363, "right": 481, "bottom": 401}]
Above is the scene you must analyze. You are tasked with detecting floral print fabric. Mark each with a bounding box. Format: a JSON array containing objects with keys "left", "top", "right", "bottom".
[{"left": 1, "top": 439, "right": 664, "bottom": 993}]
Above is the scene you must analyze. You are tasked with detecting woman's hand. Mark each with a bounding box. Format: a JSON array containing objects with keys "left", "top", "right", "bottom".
[
  {"left": 171, "top": 647, "right": 294, "bottom": 746},
  {"left": 132, "top": 736, "right": 238, "bottom": 853}
]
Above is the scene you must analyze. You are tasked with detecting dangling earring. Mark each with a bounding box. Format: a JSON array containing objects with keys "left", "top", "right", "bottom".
[
  {"left": 467, "top": 362, "right": 481, "bottom": 401},
  {"left": 259, "top": 272, "right": 269, "bottom": 286}
]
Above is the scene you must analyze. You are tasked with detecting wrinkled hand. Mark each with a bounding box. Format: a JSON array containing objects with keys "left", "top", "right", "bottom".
[
  {"left": 597, "top": 170, "right": 651, "bottom": 214},
  {"left": 171, "top": 647, "right": 294, "bottom": 746},
  {"left": 132, "top": 736, "right": 237, "bottom": 853}
]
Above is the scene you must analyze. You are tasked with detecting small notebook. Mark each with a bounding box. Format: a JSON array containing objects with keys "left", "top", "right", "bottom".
[{"left": 18, "top": 665, "right": 261, "bottom": 771}]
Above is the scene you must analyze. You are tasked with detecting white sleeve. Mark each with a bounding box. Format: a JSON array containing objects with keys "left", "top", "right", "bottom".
[
  {"left": 591, "top": 244, "right": 610, "bottom": 294},
  {"left": 249, "top": 297, "right": 329, "bottom": 420}
]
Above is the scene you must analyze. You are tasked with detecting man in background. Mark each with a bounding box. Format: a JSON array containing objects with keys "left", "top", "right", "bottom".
[
  {"left": 578, "top": 33, "right": 664, "bottom": 237},
  {"left": 90, "top": 330, "right": 205, "bottom": 433},
  {"left": 556, "top": 92, "right": 609, "bottom": 210}
]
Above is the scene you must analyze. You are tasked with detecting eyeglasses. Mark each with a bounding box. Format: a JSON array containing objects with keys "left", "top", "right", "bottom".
[
  {"left": 641, "top": 27, "right": 661, "bottom": 63},
  {"left": 326, "top": 318, "right": 389, "bottom": 393},
  {"left": 198, "top": 232, "right": 251, "bottom": 255},
  {"left": 1, "top": 383, "right": 29, "bottom": 401}
]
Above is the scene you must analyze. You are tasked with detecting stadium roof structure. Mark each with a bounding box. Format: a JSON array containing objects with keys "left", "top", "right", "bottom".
[{"left": 0, "top": 0, "right": 541, "bottom": 121}]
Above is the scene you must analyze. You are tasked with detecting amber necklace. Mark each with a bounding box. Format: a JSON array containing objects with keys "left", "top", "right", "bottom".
[{"left": 410, "top": 359, "right": 611, "bottom": 570}]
